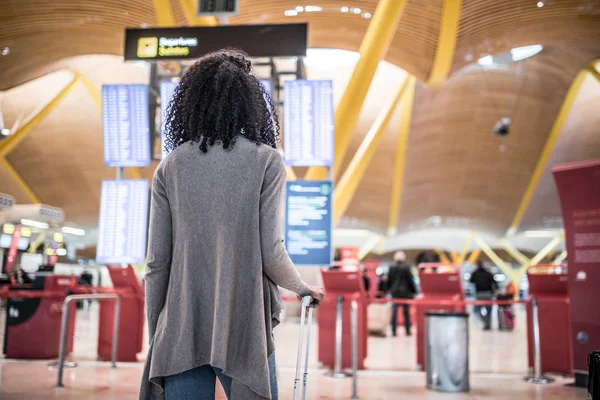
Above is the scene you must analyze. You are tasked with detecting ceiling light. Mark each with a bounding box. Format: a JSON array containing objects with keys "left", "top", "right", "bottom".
[
  {"left": 350, "top": 7, "right": 361, "bottom": 14},
  {"left": 1, "top": 128, "right": 10, "bottom": 136},
  {"left": 295, "top": 6, "right": 304, "bottom": 12},
  {"left": 21, "top": 219, "right": 49, "bottom": 230},
  {"left": 510, "top": 44, "right": 543, "bottom": 62},
  {"left": 62, "top": 226, "right": 86, "bottom": 236},
  {"left": 362, "top": 12, "right": 372, "bottom": 19},
  {"left": 537, "top": 1, "right": 544, "bottom": 7},
  {"left": 284, "top": 9, "right": 298, "bottom": 16},
  {"left": 1, "top": 47, "right": 9, "bottom": 56},
  {"left": 477, "top": 55, "right": 494, "bottom": 66},
  {"left": 340, "top": 6, "right": 349, "bottom": 12},
  {"left": 20, "top": 227, "right": 32, "bottom": 238},
  {"left": 56, "top": 248, "right": 67, "bottom": 256},
  {"left": 3, "top": 224, "right": 15, "bottom": 235},
  {"left": 305, "top": 5, "right": 323, "bottom": 12},
  {"left": 523, "top": 230, "right": 559, "bottom": 238}
]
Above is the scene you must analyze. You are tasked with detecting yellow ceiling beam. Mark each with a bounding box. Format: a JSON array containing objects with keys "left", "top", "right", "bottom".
[
  {"left": 450, "top": 251, "right": 460, "bottom": 263},
  {"left": 0, "top": 74, "right": 81, "bottom": 157},
  {"left": 306, "top": 0, "right": 408, "bottom": 180},
  {"left": 530, "top": 232, "right": 565, "bottom": 266},
  {"left": 358, "top": 234, "right": 383, "bottom": 261},
  {"left": 588, "top": 65, "right": 600, "bottom": 83},
  {"left": 387, "top": 76, "right": 416, "bottom": 235},
  {"left": 179, "top": 0, "right": 219, "bottom": 26},
  {"left": 508, "top": 69, "right": 588, "bottom": 235},
  {"left": 152, "top": 0, "right": 176, "bottom": 26},
  {"left": 500, "top": 239, "right": 531, "bottom": 267},
  {"left": 435, "top": 249, "right": 451, "bottom": 264},
  {"left": 426, "top": 0, "right": 462, "bottom": 86},
  {"left": 333, "top": 77, "right": 410, "bottom": 225},
  {"left": 475, "top": 235, "right": 519, "bottom": 284},
  {"left": 467, "top": 248, "right": 481, "bottom": 265},
  {"left": 553, "top": 250, "right": 567, "bottom": 265},
  {"left": 304, "top": 166, "right": 327, "bottom": 180},
  {"left": 457, "top": 232, "right": 474, "bottom": 264},
  {"left": 0, "top": 157, "right": 40, "bottom": 203}
]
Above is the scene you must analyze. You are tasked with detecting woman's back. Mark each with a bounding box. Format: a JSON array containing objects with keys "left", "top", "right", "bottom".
[{"left": 140, "top": 49, "right": 322, "bottom": 400}]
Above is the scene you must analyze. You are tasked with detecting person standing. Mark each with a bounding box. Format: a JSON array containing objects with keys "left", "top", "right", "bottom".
[
  {"left": 387, "top": 251, "right": 417, "bottom": 337},
  {"left": 470, "top": 261, "right": 498, "bottom": 330},
  {"left": 140, "top": 50, "right": 324, "bottom": 400}
]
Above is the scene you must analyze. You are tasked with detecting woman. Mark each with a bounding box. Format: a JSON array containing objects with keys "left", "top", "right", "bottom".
[{"left": 140, "top": 50, "right": 324, "bottom": 400}]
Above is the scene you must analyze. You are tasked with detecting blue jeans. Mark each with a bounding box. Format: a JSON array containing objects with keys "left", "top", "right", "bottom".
[{"left": 165, "top": 354, "right": 278, "bottom": 399}]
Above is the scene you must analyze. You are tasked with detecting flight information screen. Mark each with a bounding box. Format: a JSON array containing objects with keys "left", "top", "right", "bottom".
[
  {"left": 96, "top": 180, "right": 149, "bottom": 265},
  {"left": 285, "top": 180, "right": 332, "bottom": 265},
  {"left": 160, "top": 80, "right": 179, "bottom": 159},
  {"left": 102, "top": 84, "right": 151, "bottom": 167},
  {"left": 283, "top": 80, "right": 334, "bottom": 167}
]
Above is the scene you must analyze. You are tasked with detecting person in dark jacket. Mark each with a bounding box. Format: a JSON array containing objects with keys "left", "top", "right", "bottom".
[
  {"left": 470, "top": 261, "right": 498, "bottom": 330},
  {"left": 388, "top": 251, "right": 417, "bottom": 336}
]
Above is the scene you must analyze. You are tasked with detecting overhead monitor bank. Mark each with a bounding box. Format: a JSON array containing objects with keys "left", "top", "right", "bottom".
[
  {"left": 96, "top": 180, "right": 149, "bottom": 265},
  {"left": 124, "top": 23, "right": 308, "bottom": 61},
  {"left": 102, "top": 84, "right": 151, "bottom": 168}
]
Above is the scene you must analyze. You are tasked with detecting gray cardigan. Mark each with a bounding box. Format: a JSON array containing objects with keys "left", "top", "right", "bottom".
[{"left": 139, "top": 138, "right": 310, "bottom": 399}]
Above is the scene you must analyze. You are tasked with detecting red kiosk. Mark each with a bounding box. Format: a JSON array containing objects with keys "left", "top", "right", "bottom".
[
  {"left": 554, "top": 160, "right": 600, "bottom": 385},
  {"left": 4, "top": 275, "right": 78, "bottom": 359},
  {"left": 319, "top": 269, "right": 368, "bottom": 370},
  {"left": 414, "top": 263, "right": 466, "bottom": 370},
  {"left": 526, "top": 265, "right": 571, "bottom": 376},
  {"left": 97, "top": 265, "right": 145, "bottom": 362}
]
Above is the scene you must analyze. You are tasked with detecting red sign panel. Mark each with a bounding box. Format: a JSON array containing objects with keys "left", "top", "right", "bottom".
[{"left": 553, "top": 159, "right": 600, "bottom": 374}]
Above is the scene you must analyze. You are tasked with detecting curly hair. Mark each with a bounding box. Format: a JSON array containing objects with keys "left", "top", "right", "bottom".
[{"left": 163, "top": 49, "right": 280, "bottom": 153}]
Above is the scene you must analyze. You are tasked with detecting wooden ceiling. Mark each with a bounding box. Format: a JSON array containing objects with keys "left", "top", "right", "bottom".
[{"left": 1, "top": 0, "right": 600, "bottom": 244}]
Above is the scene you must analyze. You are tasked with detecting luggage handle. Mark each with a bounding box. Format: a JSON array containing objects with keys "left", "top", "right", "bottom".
[{"left": 293, "top": 296, "right": 314, "bottom": 400}]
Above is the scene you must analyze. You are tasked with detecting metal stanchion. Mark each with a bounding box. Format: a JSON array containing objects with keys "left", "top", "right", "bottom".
[
  {"left": 327, "top": 295, "right": 347, "bottom": 378},
  {"left": 56, "top": 294, "right": 121, "bottom": 387},
  {"left": 351, "top": 299, "right": 359, "bottom": 400},
  {"left": 524, "top": 298, "right": 554, "bottom": 384}
]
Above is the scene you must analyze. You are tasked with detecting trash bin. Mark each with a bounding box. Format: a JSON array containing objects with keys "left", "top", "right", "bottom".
[{"left": 425, "top": 311, "right": 469, "bottom": 392}]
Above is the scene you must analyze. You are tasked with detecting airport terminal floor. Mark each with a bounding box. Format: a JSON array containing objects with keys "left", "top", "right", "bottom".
[{"left": 0, "top": 305, "right": 587, "bottom": 399}]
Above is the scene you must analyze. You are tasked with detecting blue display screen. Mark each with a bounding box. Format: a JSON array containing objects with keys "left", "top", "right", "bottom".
[
  {"left": 102, "top": 84, "right": 151, "bottom": 167},
  {"left": 96, "top": 180, "right": 149, "bottom": 265},
  {"left": 160, "top": 80, "right": 179, "bottom": 159},
  {"left": 285, "top": 180, "right": 332, "bottom": 265},
  {"left": 283, "top": 80, "right": 334, "bottom": 167}
]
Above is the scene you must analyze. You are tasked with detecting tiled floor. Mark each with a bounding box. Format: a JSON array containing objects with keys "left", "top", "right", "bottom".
[
  {"left": 0, "top": 304, "right": 587, "bottom": 399},
  {"left": 0, "top": 361, "right": 586, "bottom": 399}
]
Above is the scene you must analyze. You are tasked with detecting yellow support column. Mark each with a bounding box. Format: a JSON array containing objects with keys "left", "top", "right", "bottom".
[
  {"left": 530, "top": 232, "right": 565, "bottom": 266},
  {"left": 500, "top": 239, "right": 531, "bottom": 267},
  {"left": 435, "top": 249, "right": 451, "bottom": 264},
  {"left": 333, "top": 78, "right": 410, "bottom": 225},
  {"left": 467, "top": 249, "right": 481, "bottom": 264},
  {"left": 457, "top": 232, "right": 474, "bottom": 264},
  {"left": 588, "top": 65, "right": 600, "bottom": 83},
  {"left": 285, "top": 165, "right": 297, "bottom": 181},
  {"left": 0, "top": 74, "right": 81, "bottom": 157},
  {"left": 553, "top": 250, "right": 567, "bottom": 265},
  {"left": 450, "top": 251, "right": 460, "bottom": 264},
  {"left": 306, "top": 0, "right": 408, "bottom": 180},
  {"left": 387, "top": 76, "right": 416, "bottom": 235},
  {"left": 426, "top": 0, "right": 462, "bottom": 86},
  {"left": 508, "top": 69, "right": 588, "bottom": 235},
  {"left": 151, "top": 0, "right": 176, "bottom": 26},
  {"left": 475, "top": 235, "right": 518, "bottom": 284},
  {"left": 0, "top": 157, "right": 41, "bottom": 203}
]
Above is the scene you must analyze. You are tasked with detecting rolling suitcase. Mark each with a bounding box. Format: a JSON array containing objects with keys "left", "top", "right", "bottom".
[
  {"left": 293, "top": 296, "right": 314, "bottom": 400},
  {"left": 497, "top": 307, "right": 515, "bottom": 330}
]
